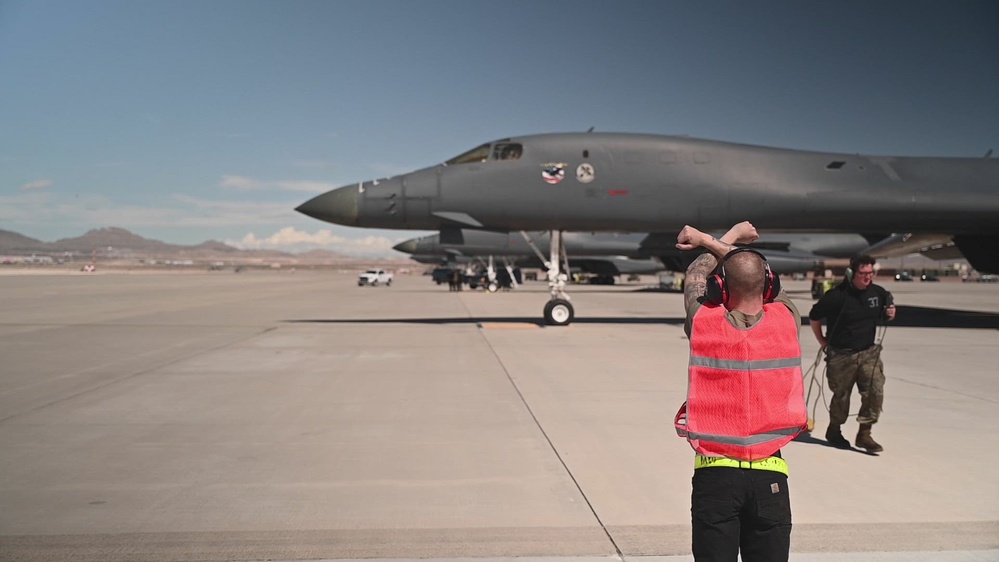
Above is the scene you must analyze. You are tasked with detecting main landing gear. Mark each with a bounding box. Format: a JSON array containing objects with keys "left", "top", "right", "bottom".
[
  {"left": 481, "top": 255, "right": 520, "bottom": 293},
  {"left": 522, "top": 230, "right": 574, "bottom": 326}
]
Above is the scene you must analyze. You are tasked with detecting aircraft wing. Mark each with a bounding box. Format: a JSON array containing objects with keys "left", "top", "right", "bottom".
[
  {"left": 861, "top": 233, "right": 961, "bottom": 260},
  {"left": 568, "top": 256, "right": 664, "bottom": 275}
]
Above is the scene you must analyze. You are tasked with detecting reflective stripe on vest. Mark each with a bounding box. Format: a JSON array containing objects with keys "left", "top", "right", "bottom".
[
  {"left": 677, "top": 302, "right": 807, "bottom": 461},
  {"left": 685, "top": 425, "right": 802, "bottom": 446},
  {"left": 689, "top": 356, "right": 802, "bottom": 370}
]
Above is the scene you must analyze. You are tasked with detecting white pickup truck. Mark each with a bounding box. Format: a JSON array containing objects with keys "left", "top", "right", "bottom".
[{"left": 357, "top": 269, "right": 393, "bottom": 286}]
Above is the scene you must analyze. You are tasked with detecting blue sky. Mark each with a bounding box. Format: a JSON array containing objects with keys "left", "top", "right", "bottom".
[{"left": 1, "top": 1, "right": 996, "bottom": 256}]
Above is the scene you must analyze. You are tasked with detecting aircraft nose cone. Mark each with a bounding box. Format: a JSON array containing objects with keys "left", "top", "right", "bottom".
[
  {"left": 393, "top": 239, "right": 418, "bottom": 254},
  {"left": 295, "top": 186, "right": 359, "bottom": 226}
]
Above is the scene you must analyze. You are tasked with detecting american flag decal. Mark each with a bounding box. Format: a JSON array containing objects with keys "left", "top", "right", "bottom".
[{"left": 541, "top": 163, "right": 566, "bottom": 184}]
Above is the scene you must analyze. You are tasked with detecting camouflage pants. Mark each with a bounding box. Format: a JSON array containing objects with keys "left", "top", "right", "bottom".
[{"left": 825, "top": 345, "right": 885, "bottom": 426}]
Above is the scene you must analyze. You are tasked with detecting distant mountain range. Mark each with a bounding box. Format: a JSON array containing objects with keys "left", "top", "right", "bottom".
[
  {"left": 0, "top": 227, "right": 360, "bottom": 263},
  {"left": 1, "top": 227, "right": 197, "bottom": 253}
]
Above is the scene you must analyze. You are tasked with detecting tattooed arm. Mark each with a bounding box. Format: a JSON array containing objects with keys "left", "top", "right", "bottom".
[
  {"left": 676, "top": 222, "right": 759, "bottom": 314},
  {"left": 683, "top": 252, "right": 718, "bottom": 313}
]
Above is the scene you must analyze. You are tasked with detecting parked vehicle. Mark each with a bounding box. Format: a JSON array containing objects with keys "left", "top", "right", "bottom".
[
  {"left": 358, "top": 269, "right": 393, "bottom": 286},
  {"left": 430, "top": 267, "right": 454, "bottom": 285},
  {"left": 895, "top": 271, "right": 913, "bottom": 281}
]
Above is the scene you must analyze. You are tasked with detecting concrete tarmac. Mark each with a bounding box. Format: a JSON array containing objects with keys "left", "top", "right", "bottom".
[{"left": 1, "top": 269, "right": 997, "bottom": 561}]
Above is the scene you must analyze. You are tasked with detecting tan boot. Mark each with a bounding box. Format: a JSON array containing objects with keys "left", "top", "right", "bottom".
[
  {"left": 855, "top": 423, "right": 883, "bottom": 453},
  {"left": 825, "top": 424, "right": 851, "bottom": 448}
]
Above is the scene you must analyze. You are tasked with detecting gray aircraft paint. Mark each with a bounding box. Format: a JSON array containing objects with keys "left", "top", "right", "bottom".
[
  {"left": 298, "top": 133, "right": 999, "bottom": 273},
  {"left": 394, "top": 230, "right": 871, "bottom": 275}
]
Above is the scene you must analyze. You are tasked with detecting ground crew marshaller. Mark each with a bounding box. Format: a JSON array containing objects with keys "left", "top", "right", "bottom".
[{"left": 675, "top": 221, "right": 808, "bottom": 562}]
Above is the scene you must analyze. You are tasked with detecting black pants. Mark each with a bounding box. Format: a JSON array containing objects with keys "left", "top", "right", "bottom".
[{"left": 691, "top": 467, "right": 791, "bottom": 562}]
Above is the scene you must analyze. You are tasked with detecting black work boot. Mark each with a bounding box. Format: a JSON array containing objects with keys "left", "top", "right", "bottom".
[
  {"left": 825, "top": 424, "right": 851, "bottom": 448},
  {"left": 855, "top": 423, "right": 884, "bottom": 453}
]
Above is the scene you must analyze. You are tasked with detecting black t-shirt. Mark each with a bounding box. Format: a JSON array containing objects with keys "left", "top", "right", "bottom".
[{"left": 808, "top": 282, "right": 890, "bottom": 350}]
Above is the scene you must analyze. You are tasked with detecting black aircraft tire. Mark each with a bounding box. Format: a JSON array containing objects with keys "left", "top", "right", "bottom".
[{"left": 544, "top": 299, "right": 574, "bottom": 326}]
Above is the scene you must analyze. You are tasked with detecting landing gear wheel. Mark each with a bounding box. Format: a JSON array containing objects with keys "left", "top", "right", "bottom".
[
  {"left": 487, "top": 282, "right": 499, "bottom": 293},
  {"left": 544, "top": 298, "right": 574, "bottom": 326}
]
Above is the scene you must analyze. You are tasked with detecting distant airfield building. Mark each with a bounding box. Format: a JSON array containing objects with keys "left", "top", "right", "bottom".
[{"left": 1, "top": 255, "right": 55, "bottom": 265}]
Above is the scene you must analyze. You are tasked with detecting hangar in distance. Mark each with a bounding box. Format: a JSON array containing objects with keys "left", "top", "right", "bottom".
[{"left": 298, "top": 132, "right": 999, "bottom": 324}]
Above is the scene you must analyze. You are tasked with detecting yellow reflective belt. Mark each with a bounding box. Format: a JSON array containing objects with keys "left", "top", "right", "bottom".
[{"left": 694, "top": 455, "right": 789, "bottom": 476}]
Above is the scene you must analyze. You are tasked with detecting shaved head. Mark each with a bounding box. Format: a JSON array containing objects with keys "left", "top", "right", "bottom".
[{"left": 724, "top": 251, "right": 766, "bottom": 299}]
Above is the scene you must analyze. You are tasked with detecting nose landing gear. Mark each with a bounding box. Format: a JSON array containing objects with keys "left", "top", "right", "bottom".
[
  {"left": 521, "top": 230, "right": 575, "bottom": 326},
  {"left": 544, "top": 297, "right": 574, "bottom": 326}
]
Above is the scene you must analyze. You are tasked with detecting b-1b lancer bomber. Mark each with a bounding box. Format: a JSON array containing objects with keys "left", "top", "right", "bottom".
[
  {"left": 297, "top": 132, "right": 999, "bottom": 325},
  {"left": 394, "top": 229, "right": 872, "bottom": 287}
]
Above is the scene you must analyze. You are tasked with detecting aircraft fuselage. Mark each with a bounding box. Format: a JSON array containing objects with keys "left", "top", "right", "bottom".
[{"left": 298, "top": 133, "right": 999, "bottom": 235}]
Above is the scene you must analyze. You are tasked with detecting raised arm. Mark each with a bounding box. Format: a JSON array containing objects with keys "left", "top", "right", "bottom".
[{"left": 677, "top": 222, "right": 759, "bottom": 312}]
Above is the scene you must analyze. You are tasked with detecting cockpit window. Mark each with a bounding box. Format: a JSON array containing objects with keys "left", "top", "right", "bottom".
[
  {"left": 492, "top": 143, "right": 523, "bottom": 161},
  {"left": 446, "top": 143, "right": 491, "bottom": 165}
]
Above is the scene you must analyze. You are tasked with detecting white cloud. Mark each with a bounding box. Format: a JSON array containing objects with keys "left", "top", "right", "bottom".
[
  {"left": 231, "top": 227, "right": 401, "bottom": 256},
  {"left": 0, "top": 191, "right": 300, "bottom": 229},
  {"left": 0, "top": 190, "right": 417, "bottom": 257},
  {"left": 0, "top": 191, "right": 53, "bottom": 222},
  {"left": 288, "top": 159, "right": 331, "bottom": 169},
  {"left": 221, "top": 175, "right": 335, "bottom": 193},
  {"left": 274, "top": 180, "right": 336, "bottom": 193},
  {"left": 368, "top": 162, "right": 412, "bottom": 178},
  {"left": 19, "top": 179, "right": 53, "bottom": 191},
  {"left": 220, "top": 175, "right": 265, "bottom": 190}
]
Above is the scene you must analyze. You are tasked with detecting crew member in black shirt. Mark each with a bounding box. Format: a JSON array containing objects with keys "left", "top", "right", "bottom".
[{"left": 809, "top": 255, "right": 896, "bottom": 452}]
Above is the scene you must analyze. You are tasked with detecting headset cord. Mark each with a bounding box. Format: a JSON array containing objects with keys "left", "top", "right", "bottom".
[
  {"left": 802, "top": 346, "right": 829, "bottom": 431},
  {"left": 866, "top": 299, "right": 891, "bottom": 373},
  {"left": 809, "top": 311, "right": 892, "bottom": 427},
  {"left": 804, "top": 288, "right": 895, "bottom": 434},
  {"left": 805, "top": 283, "right": 846, "bottom": 426},
  {"left": 876, "top": 309, "right": 890, "bottom": 347}
]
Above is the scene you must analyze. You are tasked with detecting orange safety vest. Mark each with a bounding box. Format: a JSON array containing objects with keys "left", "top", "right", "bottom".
[{"left": 675, "top": 302, "right": 807, "bottom": 461}]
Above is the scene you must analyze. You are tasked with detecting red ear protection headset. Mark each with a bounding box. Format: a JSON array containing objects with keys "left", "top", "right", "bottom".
[{"left": 705, "top": 247, "right": 780, "bottom": 305}]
